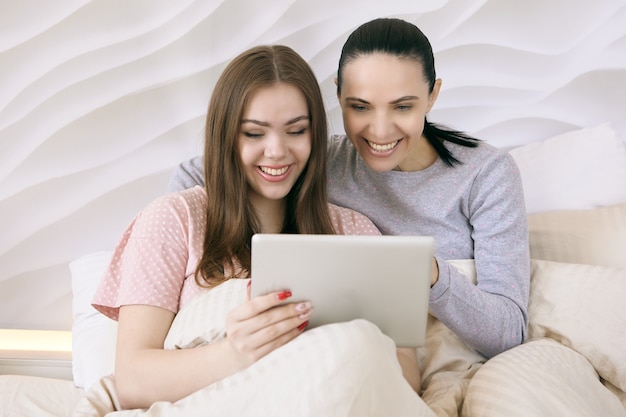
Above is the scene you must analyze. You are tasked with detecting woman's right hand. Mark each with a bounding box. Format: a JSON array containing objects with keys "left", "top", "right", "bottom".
[{"left": 224, "top": 283, "right": 313, "bottom": 368}]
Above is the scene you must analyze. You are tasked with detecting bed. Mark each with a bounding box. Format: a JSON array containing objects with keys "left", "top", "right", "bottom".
[{"left": 1, "top": 123, "right": 625, "bottom": 416}]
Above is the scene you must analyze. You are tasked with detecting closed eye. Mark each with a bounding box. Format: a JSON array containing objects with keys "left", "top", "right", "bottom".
[{"left": 288, "top": 128, "right": 307, "bottom": 136}]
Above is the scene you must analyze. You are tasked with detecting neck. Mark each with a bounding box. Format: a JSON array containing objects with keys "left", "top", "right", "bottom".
[
  {"left": 250, "top": 194, "right": 286, "bottom": 233},
  {"left": 395, "top": 135, "right": 438, "bottom": 172}
]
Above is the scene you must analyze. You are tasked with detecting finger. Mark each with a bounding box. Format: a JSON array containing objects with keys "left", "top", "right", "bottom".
[
  {"left": 246, "top": 279, "right": 251, "bottom": 301},
  {"left": 237, "top": 315, "right": 311, "bottom": 360},
  {"left": 230, "top": 290, "right": 301, "bottom": 322},
  {"left": 228, "top": 302, "right": 312, "bottom": 350}
]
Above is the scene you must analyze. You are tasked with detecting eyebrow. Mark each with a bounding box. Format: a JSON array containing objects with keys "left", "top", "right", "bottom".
[
  {"left": 240, "top": 115, "right": 309, "bottom": 127},
  {"left": 344, "top": 96, "right": 419, "bottom": 105}
]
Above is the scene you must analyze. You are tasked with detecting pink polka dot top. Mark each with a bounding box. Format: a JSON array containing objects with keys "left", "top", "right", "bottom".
[{"left": 92, "top": 186, "right": 380, "bottom": 320}]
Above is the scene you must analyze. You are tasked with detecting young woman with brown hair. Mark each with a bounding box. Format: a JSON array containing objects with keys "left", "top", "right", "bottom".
[{"left": 90, "top": 45, "right": 426, "bottom": 414}]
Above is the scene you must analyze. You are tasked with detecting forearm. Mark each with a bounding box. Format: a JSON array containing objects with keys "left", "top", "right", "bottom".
[
  {"left": 116, "top": 338, "right": 243, "bottom": 409},
  {"left": 396, "top": 347, "right": 420, "bottom": 393},
  {"left": 429, "top": 259, "right": 528, "bottom": 358}
]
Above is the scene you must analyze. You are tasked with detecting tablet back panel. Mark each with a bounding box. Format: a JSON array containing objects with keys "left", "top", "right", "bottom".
[{"left": 250, "top": 234, "right": 433, "bottom": 347}]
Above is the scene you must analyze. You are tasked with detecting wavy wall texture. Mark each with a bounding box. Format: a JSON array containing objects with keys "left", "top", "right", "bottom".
[{"left": 1, "top": 0, "right": 625, "bottom": 330}]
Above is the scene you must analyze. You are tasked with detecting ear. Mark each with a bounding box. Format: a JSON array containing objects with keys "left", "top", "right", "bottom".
[
  {"left": 426, "top": 78, "right": 442, "bottom": 113},
  {"left": 334, "top": 76, "right": 340, "bottom": 100}
]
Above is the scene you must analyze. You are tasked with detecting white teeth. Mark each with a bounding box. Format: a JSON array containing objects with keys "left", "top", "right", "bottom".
[
  {"left": 367, "top": 140, "right": 399, "bottom": 152},
  {"left": 260, "top": 166, "right": 289, "bottom": 176}
]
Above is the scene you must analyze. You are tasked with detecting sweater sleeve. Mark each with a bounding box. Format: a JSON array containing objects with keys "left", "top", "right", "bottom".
[
  {"left": 429, "top": 152, "right": 530, "bottom": 358},
  {"left": 167, "top": 155, "right": 205, "bottom": 192}
]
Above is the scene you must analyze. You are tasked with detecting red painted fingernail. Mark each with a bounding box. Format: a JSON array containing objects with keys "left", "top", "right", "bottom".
[
  {"left": 247, "top": 280, "right": 251, "bottom": 288},
  {"left": 297, "top": 320, "right": 309, "bottom": 331},
  {"left": 276, "top": 290, "right": 292, "bottom": 301}
]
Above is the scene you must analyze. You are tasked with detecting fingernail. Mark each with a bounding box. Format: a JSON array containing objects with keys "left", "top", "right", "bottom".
[
  {"left": 247, "top": 280, "right": 251, "bottom": 288},
  {"left": 295, "top": 302, "right": 311, "bottom": 312},
  {"left": 298, "top": 309, "right": 312, "bottom": 320},
  {"left": 276, "top": 290, "right": 292, "bottom": 301},
  {"left": 297, "top": 320, "right": 309, "bottom": 331}
]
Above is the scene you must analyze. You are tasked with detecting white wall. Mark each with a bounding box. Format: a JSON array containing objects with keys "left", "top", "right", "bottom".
[{"left": 1, "top": 0, "right": 625, "bottom": 330}]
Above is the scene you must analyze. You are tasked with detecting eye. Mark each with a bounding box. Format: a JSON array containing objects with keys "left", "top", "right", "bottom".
[
  {"left": 351, "top": 104, "right": 367, "bottom": 112},
  {"left": 396, "top": 104, "right": 412, "bottom": 111},
  {"left": 288, "top": 127, "right": 307, "bottom": 136},
  {"left": 243, "top": 131, "right": 263, "bottom": 138}
]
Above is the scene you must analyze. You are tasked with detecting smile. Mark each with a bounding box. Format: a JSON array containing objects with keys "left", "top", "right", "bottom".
[
  {"left": 366, "top": 139, "right": 400, "bottom": 152},
  {"left": 259, "top": 166, "right": 289, "bottom": 176}
]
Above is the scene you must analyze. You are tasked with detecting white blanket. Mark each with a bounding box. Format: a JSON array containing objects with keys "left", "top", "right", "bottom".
[{"left": 73, "top": 279, "right": 436, "bottom": 417}]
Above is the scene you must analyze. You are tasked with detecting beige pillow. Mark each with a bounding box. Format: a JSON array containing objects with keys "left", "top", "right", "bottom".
[
  {"left": 528, "top": 202, "right": 626, "bottom": 269},
  {"left": 463, "top": 338, "right": 626, "bottom": 416},
  {"left": 528, "top": 259, "right": 626, "bottom": 392},
  {"left": 432, "top": 259, "right": 626, "bottom": 394}
]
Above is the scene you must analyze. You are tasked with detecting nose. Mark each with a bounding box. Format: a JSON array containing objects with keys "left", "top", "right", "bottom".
[
  {"left": 264, "top": 133, "right": 288, "bottom": 159},
  {"left": 370, "top": 110, "right": 393, "bottom": 141}
]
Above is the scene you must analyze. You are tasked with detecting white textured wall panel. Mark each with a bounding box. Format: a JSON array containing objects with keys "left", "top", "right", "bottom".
[{"left": 1, "top": 0, "right": 625, "bottom": 330}]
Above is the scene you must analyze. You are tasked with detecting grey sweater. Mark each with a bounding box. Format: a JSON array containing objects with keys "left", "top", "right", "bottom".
[{"left": 167, "top": 135, "right": 530, "bottom": 358}]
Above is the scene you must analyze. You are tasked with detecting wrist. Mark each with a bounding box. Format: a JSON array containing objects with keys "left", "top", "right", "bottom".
[{"left": 430, "top": 258, "right": 439, "bottom": 287}]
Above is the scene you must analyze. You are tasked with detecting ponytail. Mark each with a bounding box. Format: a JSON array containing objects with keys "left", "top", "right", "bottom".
[{"left": 423, "top": 119, "right": 480, "bottom": 167}]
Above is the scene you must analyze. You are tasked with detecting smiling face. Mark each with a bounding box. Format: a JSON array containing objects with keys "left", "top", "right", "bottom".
[
  {"left": 338, "top": 53, "right": 441, "bottom": 172},
  {"left": 238, "top": 82, "right": 311, "bottom": 207}
]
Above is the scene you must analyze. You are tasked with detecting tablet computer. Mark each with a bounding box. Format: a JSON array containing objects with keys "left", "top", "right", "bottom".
[{"left": 250, "top": 234, "right": 434, "bottom": 347}]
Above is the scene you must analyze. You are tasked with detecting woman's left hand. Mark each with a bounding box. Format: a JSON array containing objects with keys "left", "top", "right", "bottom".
[{"left": 224, "top": 281, "right": 313, "bottom": 368}]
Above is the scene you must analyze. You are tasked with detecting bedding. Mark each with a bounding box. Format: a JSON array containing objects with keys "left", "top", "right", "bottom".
[
  {"left": 463, "top": 338, "right": 626, "bottom": 416},
  {"left": 2, "top": 124, "right": 626, "bottom": 416},
  {"left": 74, "top": 318, "right": 438, "bottom": 417},
  {"left": 528, "top": 201, "right": 626, "bottom": 269}
]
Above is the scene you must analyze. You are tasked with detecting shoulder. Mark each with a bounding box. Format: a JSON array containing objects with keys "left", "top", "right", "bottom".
[
  {"left": 133, "top": 186, "right": 207, "bottom": 236},
  {"left": 449, "top": 141, "right": 520, "bottom": 178},
  {"left": 328, "top": 203, "right": 381, "bottom": 236},
  {"left": 327, "top": 134, "right": 355, "bottom": 158},
  {"left": 327, "top": 134, "right": 361, "bottom": 174},
  {"left": 167, "top": 155, "right": 205, "bottom": 192}
]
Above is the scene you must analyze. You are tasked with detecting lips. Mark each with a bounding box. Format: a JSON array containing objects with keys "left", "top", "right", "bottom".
[
  {"left": 259, "top": 166, "right": 289, "bottom": 176},
  {"left": 366, "top": 139, "right": 400, "bottom": 152}
]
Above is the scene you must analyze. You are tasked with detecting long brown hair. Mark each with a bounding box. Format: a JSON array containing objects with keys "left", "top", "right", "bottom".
[{"left": 195, "top": 45, "right": 335, "bottom": 287}]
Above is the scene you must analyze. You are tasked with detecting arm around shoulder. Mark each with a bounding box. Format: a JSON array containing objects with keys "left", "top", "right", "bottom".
[{"left": 167, "top": 155, "right": 205, "bottom": 192}]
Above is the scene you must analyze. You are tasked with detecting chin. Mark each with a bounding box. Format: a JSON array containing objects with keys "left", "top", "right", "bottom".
[{"left": 362, "top": 156, "right": 397, "bottom": 173}]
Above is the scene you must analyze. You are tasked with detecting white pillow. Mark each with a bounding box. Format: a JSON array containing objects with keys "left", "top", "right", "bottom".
[
  {"left": 69, "top": 251, "right": 117, "bottom": 390},
  {"left": 509, "top": 123, "right": 626, "bottom": 214}
]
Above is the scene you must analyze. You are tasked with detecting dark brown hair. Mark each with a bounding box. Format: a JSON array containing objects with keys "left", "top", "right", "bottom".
[{"left": 196, "top": 45, "right": 335, "bottom": 287}]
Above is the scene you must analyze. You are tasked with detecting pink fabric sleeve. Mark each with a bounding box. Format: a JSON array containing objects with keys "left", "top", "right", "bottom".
[
  {"left": 92, "top": 188, "right": 206, "bottom": 320},
  {"left": 328, "top": 204, "right": 381, "bottom": 236}
]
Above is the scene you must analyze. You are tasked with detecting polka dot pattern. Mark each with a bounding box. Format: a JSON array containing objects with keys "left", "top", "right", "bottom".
[{"left": 92, "top": 188, "right": 381, "bottom": 320}]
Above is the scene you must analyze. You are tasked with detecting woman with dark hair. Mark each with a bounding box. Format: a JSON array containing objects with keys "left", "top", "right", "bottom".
[
  {"left": 170, "top": 19, "right": 530, "bottom": 362},
  {"left": 90, "top": 45, "right": 429, "bottom": 413},
  {"left": 330, "top": 18, "right": 529, "bottom": 359}
]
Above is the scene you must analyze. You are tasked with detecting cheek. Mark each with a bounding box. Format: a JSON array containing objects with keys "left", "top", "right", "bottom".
[
  {"left": 341, "top": 111, "right": 360, "bottom": 133},
  {"left": 299, "top": 138, "right": 313, "bottom": 161},
  {"left": 238, "top": 143, "right": 260, "bottom": 166}
]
